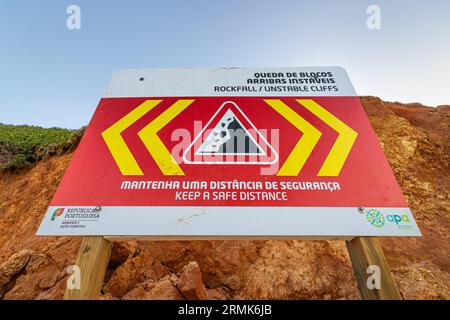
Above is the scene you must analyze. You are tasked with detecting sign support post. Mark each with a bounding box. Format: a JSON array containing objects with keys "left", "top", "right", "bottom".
[
  {"left": 346, "top": 236, "right": 401, "bottom": 300},
  {"left": 63, "top": 236, "right": 112, "bottom": 300}
]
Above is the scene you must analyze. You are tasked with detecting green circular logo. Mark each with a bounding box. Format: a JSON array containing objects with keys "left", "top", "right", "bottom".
[{"left": 365, "top": 209, "right": 386, "bottom": 228}]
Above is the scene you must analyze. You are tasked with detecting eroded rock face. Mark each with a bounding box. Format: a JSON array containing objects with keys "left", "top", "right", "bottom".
[
  {"left": 360, "top": 97, "right": 450, "bottom": 296},
  {"left": 0, "top": 250, "right": 31, "bottom": 298},
  {"left": 0, "top": 97, "right": 448, "bottom": 300},
  {"left": 392, "top": 262, "right": 450, "bottom": 300},
  {"left": 121, "top": 276, "right": 184, "bottom": 300}
]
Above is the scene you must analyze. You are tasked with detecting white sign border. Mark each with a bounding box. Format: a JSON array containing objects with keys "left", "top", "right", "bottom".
[{"left": 37, "top": 206, "right": 421, "bottom": 238}]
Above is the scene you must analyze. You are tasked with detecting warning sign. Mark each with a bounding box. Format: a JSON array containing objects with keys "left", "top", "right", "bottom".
[
  {"left": 37, "top": 67, "right": 421, "bottom": 237},
  {"left": 183, "top": 101, "right": 278, "bottom": 165}
]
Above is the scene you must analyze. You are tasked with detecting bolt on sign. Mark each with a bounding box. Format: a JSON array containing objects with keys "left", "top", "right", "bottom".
[{"left": 37, "top": 67, "right": 421, "bottom": 238}]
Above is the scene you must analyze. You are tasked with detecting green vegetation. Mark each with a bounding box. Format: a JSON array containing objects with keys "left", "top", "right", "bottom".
[{"left": 0, "top": 123, "right": 84, "bottom": 170}]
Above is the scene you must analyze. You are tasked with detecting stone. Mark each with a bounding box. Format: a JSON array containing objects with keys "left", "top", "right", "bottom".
[
  {"left": 177, "top": 261, "right": 208, "bottom": 300},
  {"left": 0, "top": 250, "right": 31, "bottom": 298}
]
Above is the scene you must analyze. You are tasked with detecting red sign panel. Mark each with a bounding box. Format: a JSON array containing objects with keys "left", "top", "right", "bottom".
[{"left": 53, "top": 96, "right": 406, "bottom": 207}]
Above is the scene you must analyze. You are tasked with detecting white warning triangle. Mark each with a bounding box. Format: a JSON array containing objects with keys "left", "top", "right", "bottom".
[
  {"left": 195, "top": 108, "right": 266, "bottom": 156},
  {"left": 182, "top": 101, "right": 278, "bottom": 165}
]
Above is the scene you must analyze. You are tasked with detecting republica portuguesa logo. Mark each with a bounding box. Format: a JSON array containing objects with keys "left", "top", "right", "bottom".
[
  {"left": 365, "top": 209, "right": 386, "bottom": 228},
  {"left": 51, "top": 208, "right": 65, "bottom": 221},
  {"left": 50, "top": 206, "right": 102, "bottom": 222}
]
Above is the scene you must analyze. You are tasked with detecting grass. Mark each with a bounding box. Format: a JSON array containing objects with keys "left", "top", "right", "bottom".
[{"left": 0, "top": 123, "right": 84, "bottom": 170}]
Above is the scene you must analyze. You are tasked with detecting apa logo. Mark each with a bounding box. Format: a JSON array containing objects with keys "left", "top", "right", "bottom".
[
  {"left": 365, "top": 209, "right": 413, "bottom": 230},
  {"left": 386, "top": 214, "right": 411, "bottom": 224},
  {"left": 51, "top": 208, "right": 65, "bottom": 221},
  {"left": 386, "top": 213, "right": 414, "bottom": 230},
  {"left": 365, "top": 209, "right": 386, "bottom": 228}
]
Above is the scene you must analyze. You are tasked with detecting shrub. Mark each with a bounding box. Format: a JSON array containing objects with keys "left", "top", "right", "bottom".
[
  {"left": 5, "top": 154, "right": 28, "bottom": 169},
  {"left": 0, "top": 124, "right": 85, "bottom": 170}
]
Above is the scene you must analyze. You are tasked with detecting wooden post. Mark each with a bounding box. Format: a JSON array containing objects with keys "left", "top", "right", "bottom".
[
  {"left": 346, "top": 236, "right": 401, "bottom": 300},
  {"left": 64, "top": 236, "right": 112, "bottom": 300}
]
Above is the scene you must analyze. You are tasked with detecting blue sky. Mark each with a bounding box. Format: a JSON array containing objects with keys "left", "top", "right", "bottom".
[{"left": 1, "top": 0, "right": 449, "bottom": 129}]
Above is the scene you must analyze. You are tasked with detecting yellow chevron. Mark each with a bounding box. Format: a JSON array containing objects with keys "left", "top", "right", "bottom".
[
  {"left": 297, "top": 99, "right": 358, "bottom": 176},
  {"left": 264, "top": 99, "right": 322, "bottom": 176},
  {"left": 138, "top": 99, "right": 195, "bottom": 176},
  {"left": 102, "top": 100, "right": 162, "bottom": 175}
]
